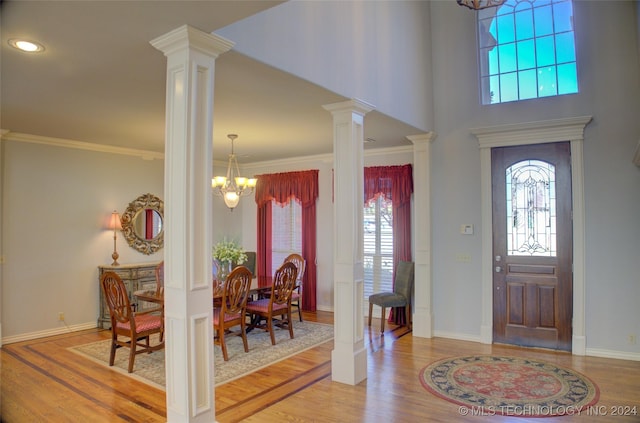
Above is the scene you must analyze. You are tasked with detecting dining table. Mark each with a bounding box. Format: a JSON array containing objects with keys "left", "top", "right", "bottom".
[{"left": 133, "top": 283, "right": 273, "bottom": 331}]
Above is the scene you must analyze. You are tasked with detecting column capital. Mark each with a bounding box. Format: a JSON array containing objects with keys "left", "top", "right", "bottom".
[
  {"left": 407, "top": 132, "right": 437, "bottom": 145},
  {"left": 322, "top": 98, "right": 375, "bottom": 117},
  {"left": 151, "top": 24, "right": 234, "bottom": 58}
]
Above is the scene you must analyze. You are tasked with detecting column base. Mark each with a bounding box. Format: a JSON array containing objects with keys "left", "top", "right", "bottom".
[{"left": 331, "top": 342, "right": 367, "bottom": 385}]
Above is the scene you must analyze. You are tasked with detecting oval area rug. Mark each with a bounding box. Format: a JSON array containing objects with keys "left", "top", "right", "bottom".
[{"left": 419, "top": 355, "right": 599, "bottom": 417}]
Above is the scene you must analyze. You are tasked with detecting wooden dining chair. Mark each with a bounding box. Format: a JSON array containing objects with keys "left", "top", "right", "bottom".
[
  {"left": 245, "top": 261, "right": 298, "bottom": 345},
  {"left": 154, "top": 260, "right": 165, "bottom": 341},
  {"left": 154, "top": 261, "right": 164, "bottom": 296},
  {"left": 100, "top": 271, "right": 164, "bottom": 373},
  {"left": 213, "top": 265, "right": 252, "bottom": 361},
  {"left": 283, "top": 253, "right": 306, "bottom": 322}
]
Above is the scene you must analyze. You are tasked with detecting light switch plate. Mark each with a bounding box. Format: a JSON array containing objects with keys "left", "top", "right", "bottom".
[{"left": 460, "top": 224, "right": 474, "bottom": 235}]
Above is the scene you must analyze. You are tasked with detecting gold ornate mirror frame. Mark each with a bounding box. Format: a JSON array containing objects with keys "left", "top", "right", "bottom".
[{"left": 121, "top": 193, "right": 164, "bottom": 255}]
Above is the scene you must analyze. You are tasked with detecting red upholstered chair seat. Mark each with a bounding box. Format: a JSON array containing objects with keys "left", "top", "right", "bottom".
[
  {"left": 115, "top": 313, "right": 162, "bottom": 333},
  {"left": 245, "top": 298, "right": 288, "bottom": 314},
  {"left": 213, "top": 308, "right": 243, "bottom": 325}
]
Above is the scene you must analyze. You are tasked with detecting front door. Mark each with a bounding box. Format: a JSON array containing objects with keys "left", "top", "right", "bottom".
[{"left": 492, "top": 142, "right": 573, "bottom": 351}]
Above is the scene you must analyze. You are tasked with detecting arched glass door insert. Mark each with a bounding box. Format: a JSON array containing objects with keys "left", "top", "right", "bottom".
[{"left": 506, "top": 159, "right": 556, "bottom": 256}]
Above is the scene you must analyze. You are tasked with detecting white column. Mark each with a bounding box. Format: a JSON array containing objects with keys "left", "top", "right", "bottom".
[
  {"left": 151, "top": 25, "right": 233, "bottom": 422},
  {"left": 407, "top": 133, "right": 437, "bottom": 338},
  {"left": 323, "top": 99, "right": 373, "bottom": 386}
]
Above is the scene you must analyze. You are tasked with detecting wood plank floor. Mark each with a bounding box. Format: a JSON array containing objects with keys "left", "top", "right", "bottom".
[{"left": 1, "top": 311, "right": 639, "bottom": 422}]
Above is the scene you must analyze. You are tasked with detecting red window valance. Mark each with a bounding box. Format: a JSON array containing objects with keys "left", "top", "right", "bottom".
[
  {"left": 364, "top": 164, "right": 413, "bottom": 205},
  {"left": 255, "top": 169, "right": 319, "bottom": 207}
]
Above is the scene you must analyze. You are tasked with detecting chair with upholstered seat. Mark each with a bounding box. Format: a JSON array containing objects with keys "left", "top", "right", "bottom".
[
  {"left": 213, "top": 265, "right": 252, "bottom": 361},
  {"left": 100, "top": 271, "right": 165, "bottom": 373},
  {"left": 283, "top": 253, "right": 306, "bottom": 322},
  {"left": 154, "top": 261, "right": 165, "bottom": 341},
  {"left": 243, "top": 251, "right": 257, "bottom": 279},
  {"left": 368, "top": 261, "right": 414, "bottom": 335},
  {"left": 154, "top": 261, "right": 164, "bottom": 296},
  {"left": 245, "top": 261, "right": 298, "bottom": 345}
]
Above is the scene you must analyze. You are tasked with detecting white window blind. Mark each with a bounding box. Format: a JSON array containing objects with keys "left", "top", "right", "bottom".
[
  {"left": 271, "top": 198, "right": 302, "bottom": 271},
  {"left": 364, "top": 196, "right": 394, "bottom": 310}
]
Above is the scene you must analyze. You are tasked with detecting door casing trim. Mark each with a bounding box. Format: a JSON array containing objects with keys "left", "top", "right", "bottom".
[{"left": 471, "top": 116, "right": 592, "bottom": 355}]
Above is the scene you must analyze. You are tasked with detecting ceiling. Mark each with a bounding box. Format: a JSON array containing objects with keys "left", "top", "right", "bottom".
[{"left": 1, "top": 1, "right": 421, "bottom": 164}]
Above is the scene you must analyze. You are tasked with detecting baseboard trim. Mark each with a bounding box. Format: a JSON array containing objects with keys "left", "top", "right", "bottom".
[
  {"left": 1, "top": 322, "right": 97, "bottom": 345},
  {"left": 585, "top": 347, "right": 640, "bottom": 362},
  {"left": 433, "top": 330, "right": 483, "bottom": 344},
  {"left": 434, "top": 331, "right": 640, "bottom": 362}
]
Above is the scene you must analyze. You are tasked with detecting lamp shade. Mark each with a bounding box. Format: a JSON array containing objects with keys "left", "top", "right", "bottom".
[{"left": 110, "top": 210, "right": 122, "bottom": 230}]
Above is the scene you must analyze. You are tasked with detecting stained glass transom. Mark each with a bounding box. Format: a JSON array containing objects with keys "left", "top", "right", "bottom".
[{"left": 506, "top": 159, "right": 556, "bottom": 256}]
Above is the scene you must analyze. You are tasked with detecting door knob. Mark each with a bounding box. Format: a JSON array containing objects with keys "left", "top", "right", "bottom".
[
  {"left": 495, "top": 266, "right": 502, "bottom": 273},
  {"left": 495, "top": 255, "right": 502, "bottom": 262}
]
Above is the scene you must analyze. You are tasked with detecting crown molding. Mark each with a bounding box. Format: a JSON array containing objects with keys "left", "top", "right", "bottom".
[
  {"left": 0, "top": 130, "right": 164, "bottom": 160},
  {"left": 238, "top": 145, "right": 414, "bottom": 171},
  {"left": 1, "top": 129, "right": 413, "bottom": 166}
]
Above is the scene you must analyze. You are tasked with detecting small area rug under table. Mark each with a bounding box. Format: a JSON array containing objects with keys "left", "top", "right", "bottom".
[
  {"left": 69, "top": 320, "right": 333, "bottom": 390},
  {"left": 419, "top": 355, "right": 599, "bottom": 417}
]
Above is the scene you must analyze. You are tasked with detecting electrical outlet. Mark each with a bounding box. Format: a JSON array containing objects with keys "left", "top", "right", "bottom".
[
  {"left": 455, "top": 253, "right": 472, "bottom": 263},
  {"left": 58, "top": 312, "right": 65, "bottom": 322},
  {"left": 628, "top": 335, "right": 637, "bottom": 345}
]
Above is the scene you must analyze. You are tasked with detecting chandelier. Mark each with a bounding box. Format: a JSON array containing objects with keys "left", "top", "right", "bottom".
[
  {"left": 211, "top": 134, "right": 257, "bottom": 210},
  {"left": 457, "top": 0, "right": 506, "bottom": 10}
]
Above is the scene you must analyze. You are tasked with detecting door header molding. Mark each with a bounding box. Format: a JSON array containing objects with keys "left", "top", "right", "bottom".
[{"left": 471, "top": 116, "right": 592, "bottom": 149}]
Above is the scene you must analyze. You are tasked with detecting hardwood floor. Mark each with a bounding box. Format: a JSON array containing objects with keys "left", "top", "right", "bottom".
[{"left": 1, "top": 311, "right": 639, "bottom": 422}]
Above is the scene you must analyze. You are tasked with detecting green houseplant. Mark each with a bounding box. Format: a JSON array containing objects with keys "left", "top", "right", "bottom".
[{"left": 212, "top": 239, "right": 247, "bottom": 281}]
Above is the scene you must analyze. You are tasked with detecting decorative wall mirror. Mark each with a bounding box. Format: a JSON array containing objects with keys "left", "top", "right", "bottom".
[{"left": 121, "top": 193, "right": 164, "bottom": 255}]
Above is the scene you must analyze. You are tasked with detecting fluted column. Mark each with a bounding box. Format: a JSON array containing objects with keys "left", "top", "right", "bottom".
[
  {"left": 151, "top": 25, "right": 233, "bottom": 422},
  {"left": 323, "top": 99, "right": 374, "bottom": 385},
  {"left": 407, "top": 133, "right": 437, "bottom": 338}
]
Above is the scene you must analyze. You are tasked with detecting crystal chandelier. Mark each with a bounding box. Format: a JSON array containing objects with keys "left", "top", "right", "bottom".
[
  {"left": 211, "top": 134, "right": 257, "bottom": 210},
  {"left": 457, "top": 0, "right": 506, "bottom": 10}
]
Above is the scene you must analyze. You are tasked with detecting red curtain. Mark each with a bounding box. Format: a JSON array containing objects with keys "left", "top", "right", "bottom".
[
  {"left": 364, "top": 164, "right": 413, "bottom": 324},
  {"left": 145, "top": 209, "right": 154, "bottom": 239},
  {"left": 254, "top": 170, "right": 319, "bottom": 311},
  {"left": 256, "top": 202, "right": 272, "bottom": 287}
]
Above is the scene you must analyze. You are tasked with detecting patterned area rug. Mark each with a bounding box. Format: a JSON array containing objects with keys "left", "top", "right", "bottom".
[
  {"left": 69, "top": 320, "right": 333, "bottom": 390},
  {"left": 419, "top": 355, "right": 600, "bottom": 417}
]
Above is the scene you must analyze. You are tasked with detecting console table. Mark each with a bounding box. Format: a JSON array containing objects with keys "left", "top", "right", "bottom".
[{"left": 97, "top": 261, "right": 161, "bottom": 329}]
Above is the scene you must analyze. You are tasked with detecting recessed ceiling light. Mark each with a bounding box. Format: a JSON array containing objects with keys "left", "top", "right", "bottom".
[{"left": 8, "top": 38, "right": 45, "bottom": 53}]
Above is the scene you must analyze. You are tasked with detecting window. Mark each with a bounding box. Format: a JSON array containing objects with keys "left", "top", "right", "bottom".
[
  {"left": 271, "top": 198, "right": 302, "bottom": 271},
  {"left": 478, "top": 0, "right": 578, "bottom": 104},
  {"left": 506, "top": 159, "right": 557, "bottom": 256},
  {"left": 363, "top": 195, "right": 394, "bottom": 308}
]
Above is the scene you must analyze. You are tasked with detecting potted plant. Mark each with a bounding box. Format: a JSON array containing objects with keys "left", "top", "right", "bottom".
[{"left": 212, "top": 239, "right": 247, "bottom": 281}]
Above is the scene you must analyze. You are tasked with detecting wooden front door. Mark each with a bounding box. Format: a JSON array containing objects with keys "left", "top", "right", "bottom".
[{"left": 492, "top": 142, "right": 573, "bottom": 351}]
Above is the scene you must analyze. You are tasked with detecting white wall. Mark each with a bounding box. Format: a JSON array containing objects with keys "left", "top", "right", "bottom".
[
  {"left": 216, "top": 0, "right": 434, "bottom": 133},
  {"left": 429, "top": 1, "right": 640, "bottom": 356},
  {"left": 0, "top": 139, "right": 163, "bottom": 341}
]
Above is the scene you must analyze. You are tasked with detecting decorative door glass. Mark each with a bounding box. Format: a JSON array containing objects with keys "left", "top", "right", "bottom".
[{"left": 506, "top": 159, "right": 557, "bottom": 256}]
